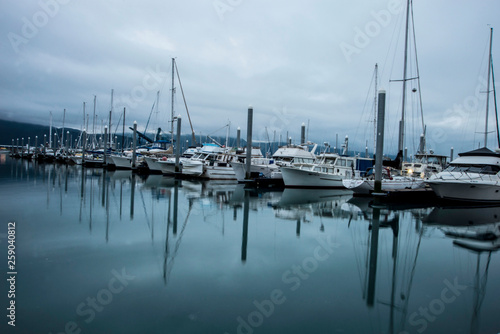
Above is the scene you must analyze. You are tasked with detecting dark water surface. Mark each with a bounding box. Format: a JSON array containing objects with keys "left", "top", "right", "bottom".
[{"left": 1, "top": 154, "right": 499, "bottom": 334}]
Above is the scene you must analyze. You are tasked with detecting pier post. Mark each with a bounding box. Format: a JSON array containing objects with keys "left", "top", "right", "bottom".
[
  {"left": 27, "top": 137, "right": 31, "bottom": 159},
  {"left": 301, "top": 122, "right": 306, "bottom": 144},
  {"left": 132, "top": 121, "right": 137, "bottom": 169},
  {"left": 66, "top": 131, "right": 70, "bottom": 156},
  {"left": 241, "top": 191, "right": 249, "bottom": 262},
  {"left": 245, "top": 106, "right": 253, "bottom": 180},
  {"left": 43, "top": 135, "right": 47, "bottom": 154},
  {"left": 103, "top": 127, "right": 108, "bottom": 166},
  {"left": 367, "top": 206, "right": 380, "bottom": 306},
  {"left": 374, "top": 90, "right": 386, "bottom": 194},
  {"left": 21, "top": 138, "right": 24, "bottom": 158},
  {"left": 11, "top": 139, "right": 14, "bottom": 155},
  {"left": 35, "top": 136, "right": 38, "bottom": 158},
  {"left": 450, "top": 147, "right": 454, "bottom": 162},
  {"left": 175, "top": 115, "right": 182, "bottom": 173},
  {"left": 236, "top": 127, "right": 241, "bottom": 149},
  {"left": 16, "top": 138, "right": 19, "bottom": 156},
  {"left": 82, "top": 130, "right": 87, "bottom": 159}
]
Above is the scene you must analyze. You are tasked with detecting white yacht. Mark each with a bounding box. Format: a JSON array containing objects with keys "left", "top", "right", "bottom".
[
  {"left": 426, "top": 147, "right": 500, "bottom": 202},
  {"left": 157, "top": 147, "right": 199, "bottom": 175},
  {"left": 401, "top": 152, "right": 448, "bottom": 178},
  {"left": 281, "top": 153, "right": 373, "bottom": 188},
  {"left": 342, "top": 169, "right": 426, "bottom": 195},
  {"left": 231, "top": 144, "right": 317, "bottom": 182},
  {"left": 176, "top": 143, "right": 238, "bottom": 180}
]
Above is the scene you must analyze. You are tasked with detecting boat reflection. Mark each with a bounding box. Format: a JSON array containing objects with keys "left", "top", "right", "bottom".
[{"left": 424, "top": 205, "right": 500, "bottom": 252}]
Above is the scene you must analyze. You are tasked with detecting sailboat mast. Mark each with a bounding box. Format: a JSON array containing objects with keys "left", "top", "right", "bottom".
[
  {"left": 109, "top": 89, "right": 114, "bottom": 148},
  {"left": 374, "top": 63, "right": 378, "bottom": 155},
  {"left": 398, "top": 0, "right": 411, "bottom": 154},
  {"left": 122, "top": 107, "right": 126, "bottom": 153},
  {"left": 156, "top": 90, "right": 160, "bottom": 141},
  {"left": 82, "top": 102, "right": 86, "bottom": 132},
  {"left": 484, "top": 27, "right": 493, "bottom": 147},
  {"left": 93, "top": 95, "right": 96, "bottom": 149},
  {"left": 49, "top": 111, "right": 52, "bottom": 148},
  {"left": 491, "top": 54, "right": 499, "bottom": 148},
  {"left": 61, "top": 108, "right": 66, "bottom": 149},
  {"left": 171, "top": 58, "right": 175, "bottom": 146}
]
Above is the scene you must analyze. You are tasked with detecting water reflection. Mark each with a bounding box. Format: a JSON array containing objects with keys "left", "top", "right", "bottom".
[{"left": 2, "top": 155, "right": 500, "bottom": 334}]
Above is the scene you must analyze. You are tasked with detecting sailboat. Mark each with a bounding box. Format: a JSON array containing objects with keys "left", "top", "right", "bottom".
[
  {"left": 343, "top": 0, "right": 431, "bottom": 195},
  {"left": 426, "top": 27, "right": 500, "bottom": 202}
]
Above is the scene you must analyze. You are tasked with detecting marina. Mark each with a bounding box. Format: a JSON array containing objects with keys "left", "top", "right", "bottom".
[
  {"left": 1, "top": 153, "right": 500, "bottom": 333},
  {"left": 2, "top": 0, "right": 500, "bottom": 333}
]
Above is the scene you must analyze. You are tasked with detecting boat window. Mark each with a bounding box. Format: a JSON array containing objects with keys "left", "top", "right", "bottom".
[{"left": 446, "top": 164, "right": 500, "bottom": 174}]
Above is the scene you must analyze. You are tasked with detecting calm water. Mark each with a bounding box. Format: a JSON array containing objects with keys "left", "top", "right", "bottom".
[{"left": 1, "top": 153, "right": 499, "bottom": 334}]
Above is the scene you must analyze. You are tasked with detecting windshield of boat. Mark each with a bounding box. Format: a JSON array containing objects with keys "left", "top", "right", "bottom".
[
  {"left": 293, "top": 158, "right": 315, "bottom": 164},
  {"left": 446, "top": 164, "right": 500, "bottom": 175}
]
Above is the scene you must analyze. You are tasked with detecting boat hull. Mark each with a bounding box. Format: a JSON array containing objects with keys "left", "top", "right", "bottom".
[
  {"left": 110, "top": 155, "right": 132, "bottom": 169},
  {"left": 231, "top": 161, "right": 279, "bottom": 182},
  {"left": 144, "top": 156, "right": 163, "bottom": 173},
  {"left": 201, "top": 165, "right": 237, "bottom": 180},
  {"left": 427, "top": 180, "right": 500, "bottom": 202},
  {"left": 280, "top": 166, "right": 345, "bottom": 188},
  {"left": 343, "top": 177, "right": 426, "bottom": 194}
]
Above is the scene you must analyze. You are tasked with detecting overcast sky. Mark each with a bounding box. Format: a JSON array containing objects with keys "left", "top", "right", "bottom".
[{"left": 1, "top": 0, "right": 499, "bottom": 155}]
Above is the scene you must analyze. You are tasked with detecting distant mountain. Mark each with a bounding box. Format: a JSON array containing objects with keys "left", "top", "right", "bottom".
[{"left": 0, "top": 119, "right": 371, "bottom": 157}]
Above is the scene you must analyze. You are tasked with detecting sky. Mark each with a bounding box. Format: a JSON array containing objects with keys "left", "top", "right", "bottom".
[{"left": 1, "top": 0, "right": 499, "bottom": 156}]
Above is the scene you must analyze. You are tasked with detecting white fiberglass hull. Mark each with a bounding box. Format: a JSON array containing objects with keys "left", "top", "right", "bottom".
[
  {"left": 158, "top": 159, "right": 177, "bottom": 175},
  {"left": 202, "top": 165, "right": 237, "bottom": 180},
  {"left": 343, "top": 177, "right": 426, "bottom": 194},
  {"left": 144, "top": 156, "right": 163, "bottom": 172},
  {"left": 427, "top": 179, "right": 500, "bottom": 202},
  {"left": 231, "top": 162, "right": 280, "bottom": 182},
  {"left": 181, "top": 160, "right": 204, "bottom": 177},
  {"left": 280, "top": 166, "right": 345, "bottom": 188},
  {"left": 110, "top": 155, "right": 132, "bottom": 169}
]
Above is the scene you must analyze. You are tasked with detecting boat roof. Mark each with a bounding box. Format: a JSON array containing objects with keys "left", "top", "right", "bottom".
[{"left": 458, "top": 147, "right": 500, "bottom": 158}]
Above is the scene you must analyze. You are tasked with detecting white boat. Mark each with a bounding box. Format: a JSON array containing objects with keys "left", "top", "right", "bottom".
[
  {"left": 156, "top": 147, "right": 201, "bottom": 175},
  {"left": 343, "top": 1, "right": 432, "bottom": 195},
  {"left": 401, "top": 151, "right": 448, "bottom": 178},
  {"left": 177, "top": 143, "right": 237, "bottom": 180},
  {"left": 144, "top": 155, "right": 165, "bottom": 173},
  {"left": 110, "top": 153, "right": 133, "bottom": 169},
  {"left": 280, "top": 136, "right": 373, "bottom": 188},
  {"left": 342, "top": 171, "right": 426, "bottom": 195},
  {"left": 281, "top": 153, "right": 373, "bottom": 188},
  {"left": 231, "top": 143, "right": 318, "bottom": 182},
  {"left": 427, "top": 28, "right": 498, "bottom": 202},
  {"left": 426, "top": 147, "right": 500, "bottom": 202}
]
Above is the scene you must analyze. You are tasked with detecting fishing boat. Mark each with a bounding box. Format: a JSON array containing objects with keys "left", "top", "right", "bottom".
[
  {"left": 281, "top": 137, "right": 373, "bottom": 188},
  {"left": 178, "top": 143, "right": 237, "bottom": 179},
  {"left": 231, "top": 142, "right": 318, "bottom": 183}
]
